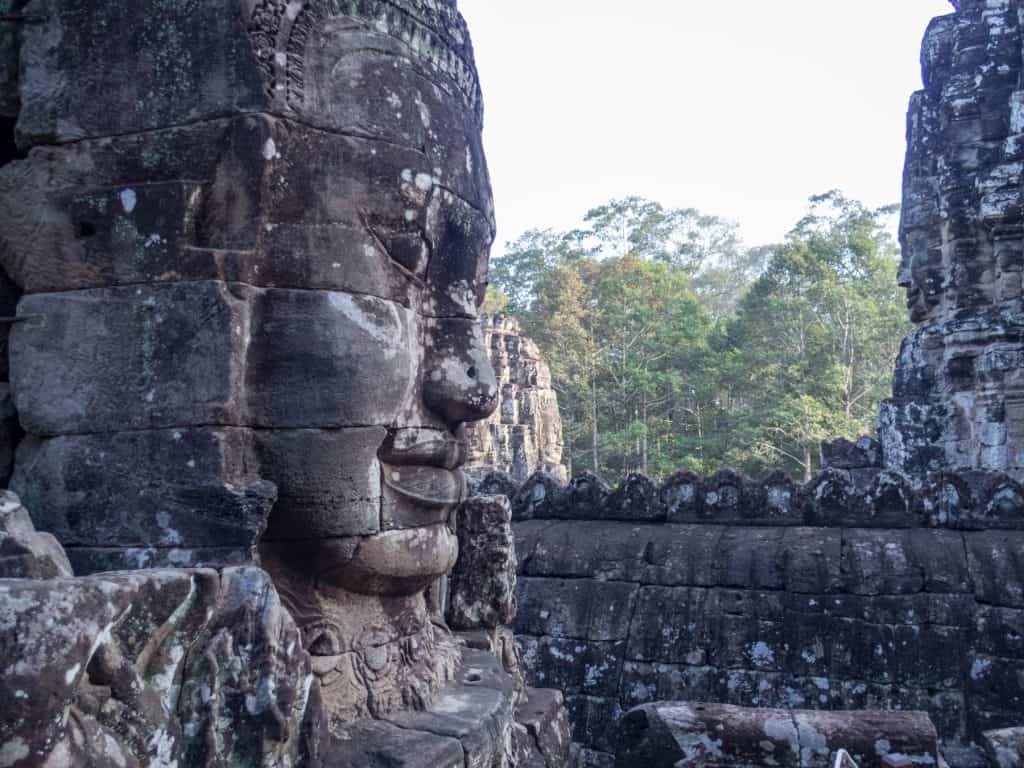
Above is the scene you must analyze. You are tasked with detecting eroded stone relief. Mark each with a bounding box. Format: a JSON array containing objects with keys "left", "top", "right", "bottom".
[{"left": 0, "top": 1, "right": 572, "bottom": 765}]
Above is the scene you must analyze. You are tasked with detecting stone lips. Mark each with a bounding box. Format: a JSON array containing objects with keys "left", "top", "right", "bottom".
[{"left": 502, "top": 467, "right": 1024, "bottom": 762}]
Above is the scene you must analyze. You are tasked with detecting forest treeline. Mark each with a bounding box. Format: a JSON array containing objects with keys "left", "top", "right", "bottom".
[{"left": 484, "top": 191, "right": 911, "bottom": 483}]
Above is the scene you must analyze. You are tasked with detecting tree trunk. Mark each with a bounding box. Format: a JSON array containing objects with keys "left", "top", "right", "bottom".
[
  {"left": 641, "top": 393, "right": 649, "bottom": 476},
  {"left": 591, "top": 377, "right": 599, "bottom": 473}
]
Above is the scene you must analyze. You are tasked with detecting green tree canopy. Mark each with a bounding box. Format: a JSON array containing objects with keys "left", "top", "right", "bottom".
[{"left": 488, "top": 192, "right": 909, "bottom": 483}]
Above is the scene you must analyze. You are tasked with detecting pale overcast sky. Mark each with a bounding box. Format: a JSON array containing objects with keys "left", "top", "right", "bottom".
[{"left": 457, "top": 0, "right": 954, "bottom": 254}]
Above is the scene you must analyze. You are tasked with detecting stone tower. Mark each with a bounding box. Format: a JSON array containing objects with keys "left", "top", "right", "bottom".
[
  {"left": 464, "top": 315, "right": 567, "bottom": 483},
  {"left": 882, "top": 0, "right": 1024, "bottom": 478}
]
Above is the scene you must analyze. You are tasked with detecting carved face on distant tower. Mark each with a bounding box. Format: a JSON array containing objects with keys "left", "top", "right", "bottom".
[
  {"left": 0, "top": 0, "right": 497, "bottom": 724},
  {"left": 897, "top": 230, "right": 944, "bottom": 323}
]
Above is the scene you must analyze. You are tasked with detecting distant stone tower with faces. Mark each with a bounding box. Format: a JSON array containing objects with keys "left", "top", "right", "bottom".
[
  {"left": 464, "top": 315, "right": 567, "bottom": 484},
  {"left": 882, "top": 0, "right": 1024, "bottom": 478}
]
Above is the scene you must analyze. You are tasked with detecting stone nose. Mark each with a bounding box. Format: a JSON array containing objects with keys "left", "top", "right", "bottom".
[
  {"left": 422, "top": 318, "right": 498, "bottom": 427},
  {"left": 896, "top": 257, "right": 912, "bottom": 288}
]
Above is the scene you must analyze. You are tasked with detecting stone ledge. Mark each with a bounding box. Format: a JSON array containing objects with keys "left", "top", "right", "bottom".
[{"left": 489, "top": 466, "right": 1024, "bottom": 531}]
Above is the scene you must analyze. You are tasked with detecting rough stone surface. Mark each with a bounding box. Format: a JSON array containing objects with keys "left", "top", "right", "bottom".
[
  {"left": 0, "top": 489, "right": 70, "bottom": 579},
  {"left": 0, "top": 0, "right": 508, "bottom": 732},
  {"left": 883, "top": 0, "right": 1024, "bottom": 479},
  {"left": 0, "top": 1, "right": 572, "bottom": 765},
  {"left": 514, "top": 688, "right": 573, "bottom": 768},
  {"left": 0, "top": 564, "right": 314, "bottom": 768},
  {"left": 983, "top": 726, "right": 1024, "bottom": 768},
  {"left": 0, "top": 505, "right": 569, "bottom": 768},
  {"left": 466, "top": 315, "right": 567, "bottom": 484},
  {"left": 614, "top": 703, "right": 939, "bottom": 768},
  {"left": 448, "top": 495, "right": 518, "bottom": 631},
  {"left": 510, "top": 470, "right": 1024, "bottom": 763}
]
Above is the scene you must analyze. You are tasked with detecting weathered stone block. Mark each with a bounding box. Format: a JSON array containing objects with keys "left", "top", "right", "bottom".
[
  {"left": 383, "top": 648, "right": 516, "bottom": 768},
  {"left": 618, "top": 663, "right": 718, "bottom": 712},
  {"left": 11, "top": 429, "right": 274, "bottom": 566},
  {"left": 519, "top": 636, "right": 626, "bottom": 700},
  {"left": 447, "top": 495, "right": 517, "bottom": 631},
  {"left": 779, "top": 527, "right": 843, "bottom": 593},
  {"left": 514, "top": 687, "right": 573, "bottom": 767},
  {"left": 520, "top": 521, "right": 650, "bottom": 582},
  {"left": 626, "top": 587, "right": 714, "bottom": 665},
  {"left": 714, "top": 526, "right": 787, "bottom": 589},
  {"left": 512, "top": 472, "right": 564, "bottom": 521},
  {"left": 563, "top": 696, "right": 622, "bottom": 755},
  {"left": 516, "top": 578, "right": 637, "bottom": 642},
  {"left": 0, "top": 567, "right": 313, "bottom": 768},
  {"left": 966, "top": 531, "right": 1024, "bottom": 607},
  {"left": 257, "top": 427, "right": 385, "bottom": 541},
  {"left": 640, "top": 525, "right": 722, "bottom": 587},
  {"left": 11, "top": 284, "right": 417, "bottom": 433},
  {"left": 974, "top": 605, "right": 1024, "bottom": 658},
  {"left": 0, "top": 490, "right": 71, "bottom": 579},
  {"left": 599, "top": 474, "right": 661, "bottom": 522},
  {"left": 306, "top": 718, "right": 465, "bottom": 768},
  {"left": 563, "top": 472, "right": 613, "bottom": 519},
  {"left": 983, "top": 726, "right": 1024, "bottom": 768},
  {"left": 659, "top": 470, "right": 703, "bottom": 522},
  {"left": 613, "top": 703, "right": 939, "bottom": 768}
]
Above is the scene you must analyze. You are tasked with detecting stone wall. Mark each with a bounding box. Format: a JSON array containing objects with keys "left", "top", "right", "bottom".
[
  {"left": 465, "top": 315, "right": 566, "bottom": 484},
  {"left": 493, "top": 467, "right": 1024, "bottom": 765},
  {"left": 883, "top": 0, "right": 1024, "bottom": 478}
]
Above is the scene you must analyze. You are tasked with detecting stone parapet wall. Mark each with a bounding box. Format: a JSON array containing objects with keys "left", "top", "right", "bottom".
[
  {"left": 490, "top": 469, "right": 1024, "bottom": 763},
  {"left": 496, "top": 462, "right": 1024, "bottom": 531}
]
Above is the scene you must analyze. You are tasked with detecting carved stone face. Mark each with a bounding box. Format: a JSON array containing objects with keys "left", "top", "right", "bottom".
[
  {"left": 897, "top": 230, "right": 944, "bottom": 323},
  {"left": 250, "top": 2, "right": 500, "bottom": 721},
  {"left": 0, "top": 0, "right": 497, "bottom": 724}
]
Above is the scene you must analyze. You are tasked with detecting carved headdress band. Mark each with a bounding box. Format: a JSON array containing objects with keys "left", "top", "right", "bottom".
[{"left": 247, "top": 0, "right": 483, "bottom": 120}]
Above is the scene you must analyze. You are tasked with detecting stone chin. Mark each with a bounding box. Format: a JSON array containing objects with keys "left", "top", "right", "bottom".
[{"left": 319, "top": 523, "right": 459, "bottom": 596}]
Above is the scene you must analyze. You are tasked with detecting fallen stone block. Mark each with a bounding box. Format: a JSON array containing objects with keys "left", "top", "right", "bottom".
[
  {"left": 983, "top": 726, "right": 1024, "bottom": 768},
  {"left": 613, "top": 702, "right": 939, "bottom": 768}
]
